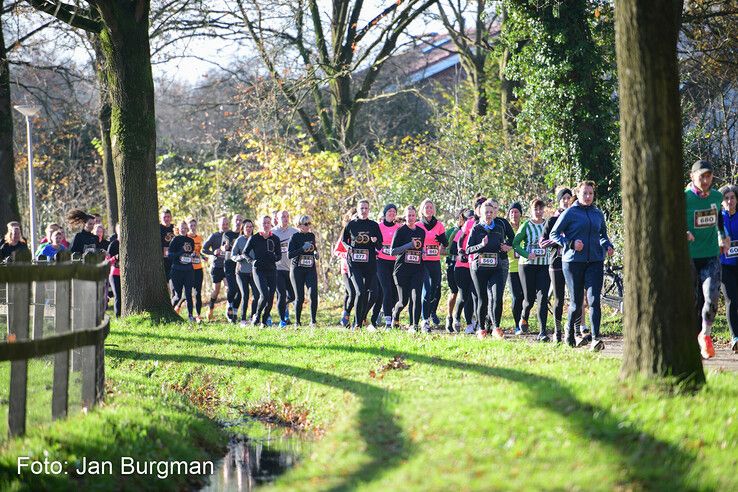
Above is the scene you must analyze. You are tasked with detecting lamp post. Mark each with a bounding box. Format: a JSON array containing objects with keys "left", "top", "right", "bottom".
[{"left": 13, "top": 104, "right": 41, "bottom": 255}]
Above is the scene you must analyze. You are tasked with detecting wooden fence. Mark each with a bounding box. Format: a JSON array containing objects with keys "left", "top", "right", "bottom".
[{"left": 0, "top": 249, "right": 110, "bottom": 437}]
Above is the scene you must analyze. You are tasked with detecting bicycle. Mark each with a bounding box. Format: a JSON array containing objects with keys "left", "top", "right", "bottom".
[{"left": 601, "top": 260, "right": 624, "bottom": 314}]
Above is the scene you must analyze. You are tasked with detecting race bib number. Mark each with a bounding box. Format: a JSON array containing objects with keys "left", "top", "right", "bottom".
[
  {"left": 532, "top": 248, "right": 546, "bottom": 257},
  {"left": 478, "top": 253, "right": 498, "bottom": 268},
  {"left": 84, "top": 244, "right": 97, "bottom": 254},
  {"left": 352, "top": 249, "right": 369, "bottom": 263},
  {"left": 281, "top": 242, "right": 289, "bottom": 254},
  {"left": 192, "top": 256, "right": 201, "bottom": 265},
  {"left": 299, "top": 255, "right": 315, "bottom": 268},
  {"left": 694, "top": 207, "right": 717, "bottom": 228},
  {"left": 405, "top": 250, "right": 421, "bottom": 264},
  {"left": 180, "top": 256, "right": 192, "bottom": 264},
  {"left": 425, "top": 245, "right": 439, "bottom": 257},
  {"left": 381, "top": 245, "right": 392, "bottom": 256},
  {"left": 728, "top": 241, "right": 738, "bottom": 258}
]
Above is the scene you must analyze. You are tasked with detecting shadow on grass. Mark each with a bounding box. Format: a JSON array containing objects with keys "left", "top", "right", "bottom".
[
  {"left": 112, "top": 330, "right": 698, "bottom": 490},
  {"left": 107, "top": 348, "right": 409, "bottom": 491}
]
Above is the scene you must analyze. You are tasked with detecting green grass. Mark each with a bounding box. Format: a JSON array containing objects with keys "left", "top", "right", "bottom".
[
  {"left": 112, "top": 316, "right": 738, "bottom": 490},
  {"left": 0, "top": 361, "right": 227, "bottom": 491},
  {"left": 1, "top": 302, "right": 737, "bottom": 491}
]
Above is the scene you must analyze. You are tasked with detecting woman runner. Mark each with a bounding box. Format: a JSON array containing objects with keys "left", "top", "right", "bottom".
[
  {"left": 418, "top": 199, "right": 447, "bottom": 330},
  {"left": 541, "top": 187, "right": 572, "bottom": 342},
  {"left": 390, "top": 205, "right": 426, "bottom": 332},
  {"left": 444, "top": 210, "right": 467, "bottom": 332},
  {"left": 67, "top": 209, "right": 99, "bottom": 254},
  {"left": 719, "top": 184, "right": 738, "bottom": 354},
  {"left": 244, "top": 215, "right": 282, "bottom": 326},
  {"left": 513, "top": 198, "right": 552, "bottom": 341},
  {"left": 550, "top": 180, "right": 614, "bottom": 350},
  {"left": 507, "top": 202, "right": 524, "bottom": 332},
  {"left": 341, "top": 199, "right": 382, "bottom": 330},
  {"left": 467, "top": 200, "right": 514, "bottom": 339},
  {"left": 168, "top": 220, "right": 197, "bottom": 321},
  {"left": 288, "top": 215, "right": 320, "bottom": 326},
  {"left": 232, "top": 219, "right": 259, "bottom": 326},
  {"left": 377, "top": 204, "right": 400, "bottom": 329}
]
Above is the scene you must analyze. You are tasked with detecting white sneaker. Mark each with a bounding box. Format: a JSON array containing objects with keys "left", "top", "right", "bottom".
[
  {"left": 464, "top": 324, "right": 475, "bottom": 335},
  {"left": 421, "top": 319, "right": 430, "bottom": 332},
  {"left": 407, "top": 325, "right": 418, "bottom": 333},
  {"left": 366, "top": 324, "right": 377, "bottom": 332},
  {"left": 240, "top": 320, "right": 248, "bottom": 327}
]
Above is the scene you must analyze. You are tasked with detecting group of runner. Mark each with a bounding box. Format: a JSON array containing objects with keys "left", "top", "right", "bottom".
[
  {"left": 334, "top": 183, "right": 612, "bottom": 351},
  {"left": 1, "top": 161, "right": 736, "bottom": 358}
]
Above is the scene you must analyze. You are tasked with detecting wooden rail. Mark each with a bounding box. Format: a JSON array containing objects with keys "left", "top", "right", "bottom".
[{"left": 0, "top": 249, "right": 110, "bottom": 437}]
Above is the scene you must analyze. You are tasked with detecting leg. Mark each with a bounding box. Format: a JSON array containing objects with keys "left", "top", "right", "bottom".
[
  {"left": 721, "top": 264, "right": 738, "bottom": 340},
  {"left": 412, "top": 270, "right": 424, "bottom": 327},
  {"left": 276, "top": 270, "right": 289, "bottom": 322},
  {"left": 193, "top": 269, "right": 203, "bottom": 316},
  {"left": 508, "top": 271, "right": 524, "bottom": 329},
  {"left": 471, "top": 268, "right": 489, "bottom": 331},
  {"left": 248, "top": 273, "right": 259, "bottom": 319},
  {"left": 111, "top": 275, "right": 121, "bottom": 318},
  {"left": 550, "top": 266, "right": 566, "bottom": 337},
  {"left": 184, "top": 270, "right": 194, "bottom": 317},
  {"left": 519, "top": 264, "right": 536, "bottom": 329},
  {"left": 392, "top": 274, "right": 412, "bottom": 323},
  {"left": 236, "top": 272, "right": 251, "bottom": 321},
  {"left": 699, "top": 257, "right": 721, "bottom": 336},
  {"left": 562, "top": 262, "right": 585, "bottom": 346},
  {"left": 306, "top": 269, "right": 319, "bottom": 324},
  {"left": 489, "top": 268, "right": 507, "bottom": 330},
  {"left": 262, "top": 270, "right": 278, "bottom": 324},
  {"left": 252, "top": 270, "right": 269, "bottom": 324},
  {"left": 535, "top": 265, "right": 551, "bottom": 336},
  {"left": 291, "top": 268, "right": 306, "bottom": 325},
  {"left": 350, "top": 268, "right": 369, "bottom": 327}
]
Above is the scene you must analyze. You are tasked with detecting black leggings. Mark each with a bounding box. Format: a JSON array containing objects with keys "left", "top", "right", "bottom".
[
  {"left": 471, "top": 266, "right": 506, "bottom": 331},
  {"left": 393, "top": 271, "right": 424, "bottom": 326},
  {"left": 225, "top": 268, "right": 241, "bottom": 316},
  {"left": 349, "top": 265, "right": 378, "bottom": 327},
  {"left": 171, "top": 268, "right": 194, "bottom": 317},
  {"left": 370, "top": 279, "right": 383, "bottom": 325},
  {"left": 422, "top": 260, "right": 442, "bottom": 320},
  {"left": 342, "top": 273, "right": 356, "bottom": 315},
  {"left": 721, "top": 264, "right": 738, "bottom": 339},
  {"left": 376, "top": 259, "right": 398, "bottom": 318},
  {"left": 452, "top": 267, "right": 475, "bottom": 325},
  {"left": 110, "top": 274, "right": 121, "bottom": 318},
  {"left": 549, "top": 266, "right": 566, "bottom": 329},
  {"left": 508, "top": 271, "right": 523, "bottom": 328},
  {"left": 519, "top": 263, "right": 551, "bottom": 335},
  {"left": 253, "top": 269, "right": 277, "bottom": 324},
  {"left": 193, "top": 269, "right": 203, "bottom": 316},
  {"left": 236, "top": 271, "right": 259, "bottom": 321},
  {"left": 291, "top": 267, "right": 318, "bottom": 324},
  {"left": 276, "top": 270, "right": 295, "bottom": 321}
]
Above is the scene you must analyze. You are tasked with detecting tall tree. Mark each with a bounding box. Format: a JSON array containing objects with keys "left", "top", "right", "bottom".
[
  {"left": 498, "top": 2, "right": 519, "bottom": 145},
  {"left": 0, "top": 1, "right": 21, "bottom": 228},
  {"left": 27, "top": 0, "right": 174, "bottom": 318},
  {"left": 617, "top": 0, "right": 704, "bottom": 385},
  {"left": 433, "top": 0, "right": 499, "bottom": 117},
  {"left": 231, "top": 0, "right": 438, "bottom": 153}
]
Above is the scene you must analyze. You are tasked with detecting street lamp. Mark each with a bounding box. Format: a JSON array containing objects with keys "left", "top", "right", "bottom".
[{"left": 14, "top": 104, "right": 41, "bottom": 255}]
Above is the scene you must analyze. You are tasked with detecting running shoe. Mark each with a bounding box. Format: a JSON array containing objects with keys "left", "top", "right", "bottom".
[
  {"left": 565, "top": 330, "right": 576, "bottom": 347},
  {"left": 431, "top": 313, "right": 441, "bottom": 327},
  {"left": 514, "top": 326, "right": 524, "bottom": 336},
  {"left": 698, "top": 333, "right": 715, "bottom": 359},
  {"left": 464, "top": 324, "right": 476, "bottom": 335},
  {"left": 576, "top": 333, "right": 592, "bottom": 348},
  {"left": 188, "top": 316, "right": 196, "bottom": 323},
  {"left": 590, "top": 338, "right": 605, "bottom": 352},
  {"left": 408, "top": 325, "right": 418, "bottom": 334},
  {"left": 421, "top": 320, "right": 431, "bottom": 332},
  {"left": 279, "top": 320, "right": 288, "bottom": 328},
  {"left": 554, "top": 331, "right": 563, "bottom": 343},
  {"left": 366, "top": 324, "right": 377, "bottom": 332},
  {"left": 265, "top": 317, "right": 273, "bottom": 327},
  {"left": 732, "top": 338, "right": 738, "bottom": 354},
  {"left": 339, "top": 312, "right": 350, "bottom": 327},
  {"left": 491, "top": 327, "right": 504, "bottom": 340},
  {"left": 537, "top": 333, "right": 550, "bottom": 342},
  {"left": 476, "top": 329, "right": 488, "bottom": 339},
  {"left": 519, "top": 320, "right": 529, "bottom": 334},
  {"left": 240, "top": 320, "right": 248, "bottom": 327},
  {"left": 309, "top": 321, "right": 316, "bottom": 328},
  {"left": 194, "top": 316, "right": 202, "bottom": 324},
  {"left": 445, "top": 320, "right": 456, "bottom": 333}
]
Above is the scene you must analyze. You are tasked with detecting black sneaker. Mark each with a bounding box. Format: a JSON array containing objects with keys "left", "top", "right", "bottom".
[
  {"left": 565, "top": 330, "right": 576, "bottom": 347},
  {"left": 554, "top": 331, "right": 563, "bottom": 343},
  {"left": 732, "top": 339, "right": 738, "bottom": 354},
  {"left": 591, "top": 338, "right": 605, "bottom": 352},
  {"left": 537, "top": 333, "right": 550, "bottom": 342}
]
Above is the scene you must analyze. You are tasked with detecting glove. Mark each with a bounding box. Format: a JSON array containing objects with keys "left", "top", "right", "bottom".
[
  {"left": 435, "top": 233, "right": 446, "bottom": 243},
  {"left": 303, "top": 242, "right": 312, "bottom": 252}
]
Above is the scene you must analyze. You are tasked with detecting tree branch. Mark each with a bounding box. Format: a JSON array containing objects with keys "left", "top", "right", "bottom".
[{"left": 25, "top": 0, "right": 102, "bottom": 33}]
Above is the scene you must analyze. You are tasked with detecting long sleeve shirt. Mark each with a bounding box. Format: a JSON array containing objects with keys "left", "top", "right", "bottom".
[
  {"left": 168, "top": 235, "right": 196, "bottom": 271},
  {"left": 466, "top": 218, "right": 515, "bottom": 270},
  {"left": 549, "top": 201, "right": 613, "bottom": 263},
  {"left": 243, "top": 232, "right": 282, "bottom": 272},
  {"left": 390, "top": 224, "right": 425, "bottom": 276},
  {"left": 288, "top": 231, "right": 319, "bottom": 270},
  {"left": 341, "top": 218, "right": 382, "bottom": 269}
]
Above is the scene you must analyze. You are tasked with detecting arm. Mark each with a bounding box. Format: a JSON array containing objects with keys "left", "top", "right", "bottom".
[
  {"left": 598, "top": 211, "right": 614, "bottom": 250},
  {"left": 513, "top": 221, "right": 528, "bottom": 258},
  {"left": 372, "top": 223, "right": 383, "bottom": 251},
  {"left": 466, "top": 228, "right": 486, "bottom": 254},
  {"left": 341, "top": 224, "right": 352, "bottom": 250},
  {"left": 504, "top": 220, "right": 515, "bottom": 245},
  {"left": 549, "top": 211, "right": 570, "bottom": 248},
  {"left": 288, "top": 235, "right": 304, "bottom": 259},
  {"left": 435, "top": 224, "right": 448, "bottom": 247},
  {"left": 389, "top": 229, "right": 413, "bottom": 256},
  {"left": 202, "top": 234, "right": 219, "bottom": 257},
  {"left": 167, "top": 238, "right": 182, "bottom": 261},
  {"left": 231, "top": 237, "right": 246, "bottom": 262},
  {"left": 273, "top": 237, "right": 282, "bottom": 262},
  {"left": 718, "top": 210, "right": 728, "bottom": 240}
]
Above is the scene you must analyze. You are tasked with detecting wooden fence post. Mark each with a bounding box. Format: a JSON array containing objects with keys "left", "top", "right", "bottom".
[
  {"left": 52, "top": 276, "right": 71, "bottom": 419},
  {"left": 7, "top": 250, "right": 32, "bottom": 437},
  {"left": 81, "top": 252, "right": 104, "bottom": 409}
]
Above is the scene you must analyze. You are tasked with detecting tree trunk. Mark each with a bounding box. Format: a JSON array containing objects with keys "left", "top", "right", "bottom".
[
  {"left": 499, "top": 6, "right": 518, "bottom": 146},
  {"left": 0, "top": 10, "right": 20, "bottom": 228},
  {"left": 616, "top": 0, "right": 704, "bottom": 385},
  {"left": 92, "top": 36, "right": 119, "bottom": 227},
  {"left": 96, "top": 1, "right": 174, "bottom": 319}
]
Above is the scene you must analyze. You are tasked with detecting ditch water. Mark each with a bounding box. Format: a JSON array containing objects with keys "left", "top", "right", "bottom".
[{"left": 201, "top": 418, "right": 311, "bottom": 491}]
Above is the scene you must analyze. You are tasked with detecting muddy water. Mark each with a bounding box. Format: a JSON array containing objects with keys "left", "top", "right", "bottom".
[{"left": 201, "top": 419, "right": 310, "bottom": 491}]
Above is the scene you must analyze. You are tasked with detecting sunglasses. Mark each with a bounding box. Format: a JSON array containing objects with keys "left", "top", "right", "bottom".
[{"left": 301, "top": 222, "right": 312, "bottom": 226}]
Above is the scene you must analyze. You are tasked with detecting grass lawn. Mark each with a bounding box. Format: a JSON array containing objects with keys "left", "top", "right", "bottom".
[{"left": 1, "top": 302, "right": 737, "bottom": 491}]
